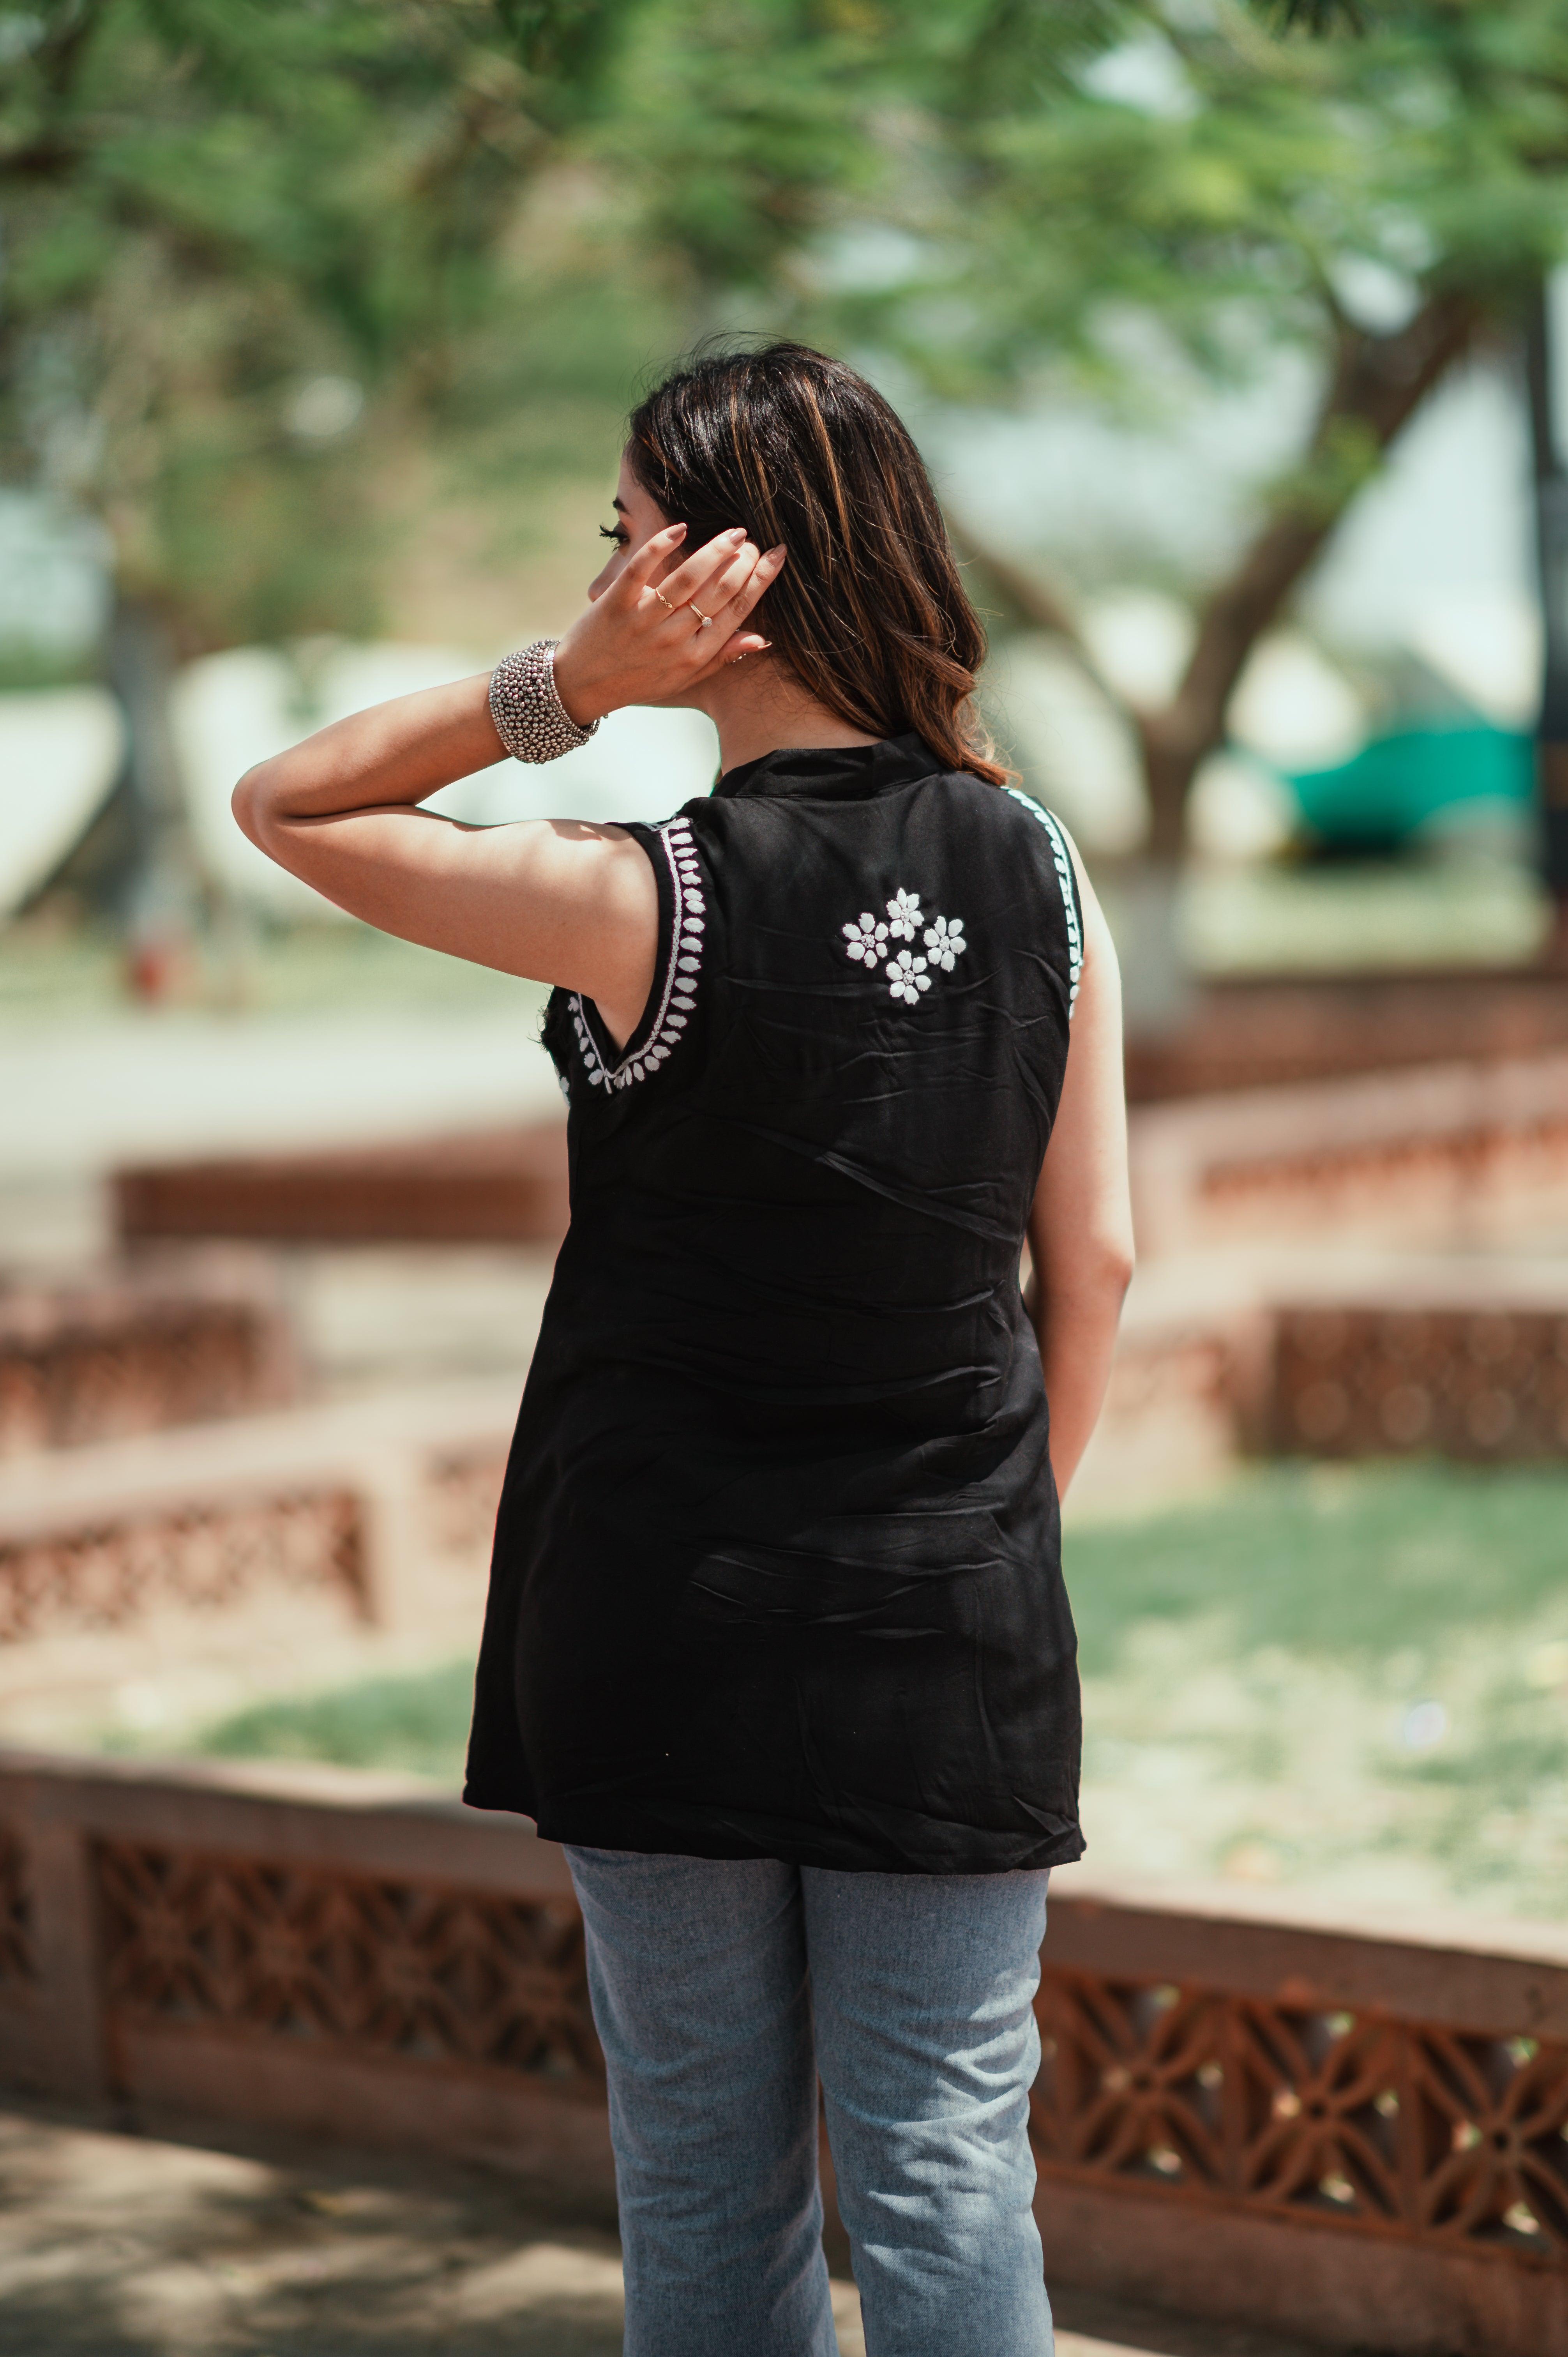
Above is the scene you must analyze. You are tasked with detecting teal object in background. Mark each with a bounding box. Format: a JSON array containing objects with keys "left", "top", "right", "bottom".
[{"left": 1283, "top": 724, "right": 1534, "bottom": 852}]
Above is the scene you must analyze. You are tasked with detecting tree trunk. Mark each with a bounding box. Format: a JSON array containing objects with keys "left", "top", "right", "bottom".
[
  {"left": 1526, "top": 281, "right": 1568, "bottom": 963},
  {"left": 955, "top": 290, "right": 1483, "bottom": 1031},
  {"left": 104, "top": 589, "right": 203, "bottom": 999}
]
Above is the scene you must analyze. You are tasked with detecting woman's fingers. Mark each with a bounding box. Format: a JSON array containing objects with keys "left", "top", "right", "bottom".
[
  {"left": 682, "top": 542, "right": 786, "bottom": 680},
  {"left": 705, "top": 544, "right": 788, "bottom": 635},
  {"left": 736, "top": 543, "right": 788, "bottom": 611},
  {"left": 620, "top": 521, "right": 688, "bottom": 595},
  {"left": 647, "top": 537, "right": 764, "bottom": 657},
  {"left": 717, "top": 632, "right": 772, "bottom": 668},
  {"left": 657, "top": 525, "right": 753, "bottom": 611},
  {"left": 689, "top": 541, "right": 766, "bottom": 629}
]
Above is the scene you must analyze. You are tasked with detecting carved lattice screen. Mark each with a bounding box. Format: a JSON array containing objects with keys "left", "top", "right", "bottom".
[
  {"left": 96, "top": 1838, "right": 600, "bottom": 2084},
  {"left": 1033, "top": 1968, "right": 1568, "bottom": 2259}
]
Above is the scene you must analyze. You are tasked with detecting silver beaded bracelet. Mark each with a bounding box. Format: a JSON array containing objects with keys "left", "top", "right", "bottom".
[{"left": 489, "top": 639, "right": 599, "bottom": 764}]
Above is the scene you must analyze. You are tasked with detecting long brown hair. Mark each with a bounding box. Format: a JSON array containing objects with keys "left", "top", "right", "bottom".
[{"left": 626, "top": 342, "right": 1007, "bottom": 786}]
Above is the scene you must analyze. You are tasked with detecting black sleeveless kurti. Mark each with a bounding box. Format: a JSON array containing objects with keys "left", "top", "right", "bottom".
[{"left": 464, "top": 732, "right": 1086, "bottom": 1875}]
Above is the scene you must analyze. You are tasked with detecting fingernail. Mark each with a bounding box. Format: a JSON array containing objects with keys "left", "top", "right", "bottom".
[
  {"left": 768, "top": 544, "right": 787, "bottom": 559},
  {"left": 726, "top": 526, "right": 746, "bottom": 541},
  {"left": 669, "top": 522, "right": 687, "bottom": 537}
]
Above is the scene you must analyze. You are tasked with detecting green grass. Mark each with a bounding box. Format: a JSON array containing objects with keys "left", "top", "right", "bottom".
[
  {"left": 194, "top": 1658, "right": 477, "bottom": 1785},
  {"left": 1068, "top": 1462, "right": 1568, "bottom": 1916},
  {"left": 1067, "top": 1461, "right": 1568, "bottom": 1673},
  {"left": 179, "top": 1461, "right": 1568, "bottom": 1919}
]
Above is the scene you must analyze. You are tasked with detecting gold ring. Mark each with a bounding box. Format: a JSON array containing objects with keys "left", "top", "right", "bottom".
[
  {"left": 691, "top": 605, "right": 713, "bottom": 628},
  {"left": 653, "top": 587, "right": 675, "bottom": 613}
]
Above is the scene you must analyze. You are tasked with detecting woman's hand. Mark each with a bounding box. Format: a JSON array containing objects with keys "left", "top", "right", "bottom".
[{"left": 552, "top": 524, "right": 787, "bottom": 728}]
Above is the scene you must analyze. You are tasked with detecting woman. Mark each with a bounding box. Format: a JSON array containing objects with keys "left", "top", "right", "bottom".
[{"left": 235, "top": 341, "right": 1133, "bottom": 2357}]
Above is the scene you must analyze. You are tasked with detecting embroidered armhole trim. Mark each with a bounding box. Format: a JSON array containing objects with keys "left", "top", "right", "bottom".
[
  {"left": 1003, "top": 788, "right": 1083, "bottom": 1016},
  {"left": 569, "top": 816, "right": 705, "bottom": 1090}
]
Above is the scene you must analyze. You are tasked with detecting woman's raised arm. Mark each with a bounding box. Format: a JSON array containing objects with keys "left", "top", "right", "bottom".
[{"left": 231, "top": 525, "right": 781, "bottom": 1044}]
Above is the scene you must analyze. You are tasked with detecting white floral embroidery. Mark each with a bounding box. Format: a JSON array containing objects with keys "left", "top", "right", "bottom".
[
  {"left": 923, "top": 914, "right": 966, "bottom": 972},
  {"left": 887, "top": 949, "right": 931, "bottom": 1004},
  {"left": 839, "top": 881, "right": 966, "bottom": 1010},
  {"left": 571, "top": 816, "right": 704, "bottom": 1091},
  {"left": 843, "top": 912, "right": 889, "bottom": 964},
  {"left": 886, "top": 887, "right": 923, "bottom": 942}
]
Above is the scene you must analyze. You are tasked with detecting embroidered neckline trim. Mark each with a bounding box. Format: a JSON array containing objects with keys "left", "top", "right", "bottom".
[
  {"left": 1004, "top": 789, "right": 1082, "bottom": 1015},
  {"left": 569, "top": 817, "right": 703, "bottom": 1091}
]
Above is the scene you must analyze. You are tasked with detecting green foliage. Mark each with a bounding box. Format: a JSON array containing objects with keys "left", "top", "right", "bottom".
[
  {"left": 853, "top": 0, "right": 1568, "bottom": 387},
  {"left": 604, "top": 0, "right": 886, "bottom": 295},
  {"left": 602, "top": 0, "right": 1568, "bottom": 599},
  {"left": 0, "top": 0, "right": 647, "bottom": 647}
]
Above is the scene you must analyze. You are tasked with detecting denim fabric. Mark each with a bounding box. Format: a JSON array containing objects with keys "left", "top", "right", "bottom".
[{"left": 564, "top": 1846, "right": 1053, "bottom": 2357}]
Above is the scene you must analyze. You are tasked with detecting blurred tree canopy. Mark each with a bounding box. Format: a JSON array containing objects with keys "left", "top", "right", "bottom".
[
  {"left": 0, "top": 0, "right": 645, "bottom": 646},
  {"left": 0, "top": 0, "right": 641, "bottom": 944},
  {"left": 608, "top": 0, "right": 1568, "bottom": 875},
  {"left": 7, "top": 0, "right": 1568, "bottom": 960}
]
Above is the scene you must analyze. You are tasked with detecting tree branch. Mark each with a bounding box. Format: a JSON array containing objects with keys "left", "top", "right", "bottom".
[
  {"left": 945, "top": 512, "right": 1132, "bottom": 723},
  {"left": 36, "top": 0, "right": 108, "bottom": 107},
  {"left": 1139, "top": 287, "right": 1482, "bottom": 855}
]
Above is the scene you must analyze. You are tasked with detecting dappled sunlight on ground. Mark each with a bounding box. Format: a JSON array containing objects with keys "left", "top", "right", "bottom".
[{"left": 0, "top": 2099, "right": 1338, "bottom": 2357}]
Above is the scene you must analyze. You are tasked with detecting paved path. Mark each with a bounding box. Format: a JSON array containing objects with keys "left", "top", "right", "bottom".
[{"left": 0, "top": 2101, "right": 1339, "bottom": 2357}]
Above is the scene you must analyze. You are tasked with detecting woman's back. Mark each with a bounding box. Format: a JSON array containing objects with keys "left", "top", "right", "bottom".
[{"left": 464, "top": 734, "right": 1088, "bottom": 1875}]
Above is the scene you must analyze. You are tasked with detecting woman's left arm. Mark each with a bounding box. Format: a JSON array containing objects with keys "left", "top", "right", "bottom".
[{"left": 1024, "top": 833, "right": 1135, "bottom": 1500}]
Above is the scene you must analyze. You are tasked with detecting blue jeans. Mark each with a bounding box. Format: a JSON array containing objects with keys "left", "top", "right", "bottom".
[{"left": 564, "top": 1847, "right": 1053, "bottom": 2357}]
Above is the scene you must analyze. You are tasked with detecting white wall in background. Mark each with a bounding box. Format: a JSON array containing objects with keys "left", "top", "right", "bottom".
[
  {"left": 0, "top": 493, "right": 111, "bottom": 656},
  {"left": 0, "top": 687, "right": 124, "bottom": 917},
  {"left": 1228, "top": 635, "right": 1367, "bottom": 770}
]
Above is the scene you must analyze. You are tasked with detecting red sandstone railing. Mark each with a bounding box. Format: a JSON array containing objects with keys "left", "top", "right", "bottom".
[
  {"left": 115, "top": 1124, "right": 572, "bottom": 1249},
  {"left": 0, "top": 1263, "right": 296, "bottom": 1457},
  {"left": 4, "top": 1294, "right": 1568, "bottom": 1655},
  {"left": 1128, "top": 1053, "right": 1568, "bottom": 1258},
  {"left": 0, "top": 1749, "right": 1562, "bottom": 2356},
  {"left": 0, "top": 1379, "right": 516, "bottom": 1644}
]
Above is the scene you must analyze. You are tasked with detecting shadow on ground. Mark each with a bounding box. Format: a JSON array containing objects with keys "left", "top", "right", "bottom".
[{"left": 1, "top": 2097, "right": 1349, "bottom": 2357}]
